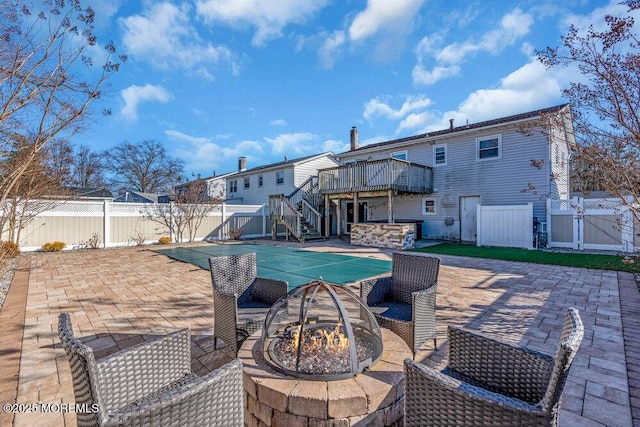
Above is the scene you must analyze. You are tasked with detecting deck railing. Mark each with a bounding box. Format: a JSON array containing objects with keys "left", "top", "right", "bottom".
[{"left": 317, "top": 158, "right": 433, "bottom": 194}]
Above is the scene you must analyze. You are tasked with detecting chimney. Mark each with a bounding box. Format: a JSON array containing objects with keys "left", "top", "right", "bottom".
[
  {"left": 238, "top": 156, "right": 247, "bottom": 172},
  {"left": 449, "top": 119, "right": 454, "bottom": 131},
  {"left": 350, "top": 126, "right": 359, "bottom": 151}
]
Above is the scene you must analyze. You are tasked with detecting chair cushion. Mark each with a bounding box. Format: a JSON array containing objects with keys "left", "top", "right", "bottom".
[{"left": 369, "top": 301, "right": 412, "bottom": 322}]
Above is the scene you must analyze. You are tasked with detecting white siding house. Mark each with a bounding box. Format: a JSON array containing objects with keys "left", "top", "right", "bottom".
[
  {"left": 319, "top": 104, "right": 575, "bottom": 241},
  {"left": 226, "top": 153, "right": 338, "bottom": 205}
]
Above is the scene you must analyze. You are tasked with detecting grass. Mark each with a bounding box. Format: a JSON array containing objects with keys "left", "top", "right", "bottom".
[{"left": 412, "top": 243, "right": 640, "bottom": 273}]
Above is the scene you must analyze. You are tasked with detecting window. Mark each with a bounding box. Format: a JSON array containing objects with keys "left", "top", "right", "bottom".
[
  {"left": 392, "top": 150, "right": 407, "bottom": 161},
  {"left": 476, "top": 135, "right": 502, "bottom": 161},
  {"left": 244, "top": 177, "right": 250, "bottom": 189},
  {"left": 433, "top": 144, "right": 447, "bottom": 166},
  {"left": 422, "top": 198, "right": 436, "bottom": 215},
  {"left": 258, "top": 175, "right": 263, "bottom": 187},
  {"left": 229, "top": 180, "right": 237, "bottom": 193},
  {"left": 276, "top": 171, "right": 284, "bottom": 185}
]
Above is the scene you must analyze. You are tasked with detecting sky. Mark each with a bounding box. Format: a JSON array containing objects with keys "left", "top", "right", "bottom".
[{"left": 70, "top": 0, "right": 633, "bottom": 179}]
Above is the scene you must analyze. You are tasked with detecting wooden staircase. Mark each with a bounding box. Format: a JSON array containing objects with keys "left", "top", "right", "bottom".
[{"left": 268, "top": 177, "right": 324, "bottom": 242}]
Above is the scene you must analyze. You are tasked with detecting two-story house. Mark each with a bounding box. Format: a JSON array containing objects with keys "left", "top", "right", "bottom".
[
  {"left": 227, "top": 153, "right": 338, "bottom": 205},
  {"left": 309, "top": 104, "right": 574, "bottom": 242}
]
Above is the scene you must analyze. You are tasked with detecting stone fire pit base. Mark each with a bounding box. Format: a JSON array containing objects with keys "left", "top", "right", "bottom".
[{"left": 240, "top": 328, "right": 411, "bottom": 427}]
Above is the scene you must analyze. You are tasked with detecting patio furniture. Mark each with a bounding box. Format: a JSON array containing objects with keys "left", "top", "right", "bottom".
[
  {"left": 57, "top": 313, "right": 244, "bottom": 427},
  {"left": 360, "top": 252, "right": 439, "bottom": 357},
  {"left": 209, "top": 252, "right": 288, "bottom": 355},
  {"left": 404, "top": 307, "right": 584, "bottom": 427}
]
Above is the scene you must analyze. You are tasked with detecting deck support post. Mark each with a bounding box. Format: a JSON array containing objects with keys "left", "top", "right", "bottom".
[{"left": 387, "top": 190, "right": 393, "bottom": 223}]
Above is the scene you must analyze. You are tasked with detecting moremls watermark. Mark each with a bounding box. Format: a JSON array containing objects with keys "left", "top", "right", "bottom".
[{"left": 3, "top": 402, "right": 99, "bottom": 414}]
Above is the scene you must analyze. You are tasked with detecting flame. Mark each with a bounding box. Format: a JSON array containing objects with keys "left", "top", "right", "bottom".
[{"left": 289, "top": 321, "right": 350, "bottom": 351}]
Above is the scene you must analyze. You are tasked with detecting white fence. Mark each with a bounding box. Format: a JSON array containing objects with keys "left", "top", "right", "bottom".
[
  {"left": 477, "top": 203, "right": 534, "bottom": 249},
  {"left": 547, "top": 197, "right": 638, "bottom": 253},
  {"left": 1, "top": 200, "right": 270, "bottom": 251}
]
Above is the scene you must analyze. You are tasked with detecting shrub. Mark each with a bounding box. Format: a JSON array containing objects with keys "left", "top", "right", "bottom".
[
  {"left": 42, "top": 241, "right": 66, "bottom": 252},
  {"left": 158, "top": 236, "right": 171, "bottom": 245},
  {"left": 228, "top": 228, "right": 242, "bottom": 240},
  {"left": 0, "top": 241, "right": 20, "bottom": 258}
]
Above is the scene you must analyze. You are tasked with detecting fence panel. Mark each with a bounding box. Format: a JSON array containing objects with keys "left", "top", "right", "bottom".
[
  {"left": 3, "top": 200, "right": 268, "bottom": 251},
  {"left": 477, "top": 203, "right": 533, "bottom": 249},
  {"left": 547, "top": 197, "right": 636, "bottom": 252}
]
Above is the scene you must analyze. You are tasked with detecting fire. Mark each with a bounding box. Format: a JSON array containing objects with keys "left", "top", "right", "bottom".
[{"left": 289, "top": 321, "right": 350, "bottom": 351}]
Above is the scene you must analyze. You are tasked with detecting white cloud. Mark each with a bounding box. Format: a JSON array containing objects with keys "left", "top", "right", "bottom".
[
  {"left": 562, "top": 1, "right": 639, "bottom": 34},
  {"left": 363, "top": 95, "right": 433, "bottom": 123},
  {"left": 119, "top": 2, "right": 235, "bottom": 76},
  {"left": 413, "top": 8, "right": 535, "bottom": 86},
  {"left": 427, "top": 59, "right": 563, "bottom": 131},
  {"left": 398, "top": 111, "right": 433, "bottom": 132},
  {"left": 166, "top": 130, "right": 264, "bottom": 174},
  {"left": 322, "top": 139, "right": 350, "bottom": 154},
  {"left": 121, "top": 84, "right": 172, "bottom": 121},
  {"left": 349, "top": 0, "right": 424, "bottom": 42},
  {"left": 264, "top": 133, "right": 318, "bottom": 154},
  {"left": 318, "top": 31, "right": 346, "bottom": 69},
  {"left": 270, "top": 119, "right": 287, "bottom": 126},
  {"left": 195, "top": 0, "right": 329, "bottom": 47}
]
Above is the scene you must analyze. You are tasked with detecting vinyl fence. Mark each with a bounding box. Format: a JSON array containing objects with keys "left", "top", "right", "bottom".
[
  {"left": 1, "top": 200, "right": 270, "bottom": 251},
  {"left": 547, "top": 197, "right": 638, "bottom": 253},
  {"left": 477, "top": 203, "right": 534, "bottom": 249}
]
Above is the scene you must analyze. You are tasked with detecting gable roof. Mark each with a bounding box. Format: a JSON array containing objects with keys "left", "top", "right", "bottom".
[
  {"left": 340, "top": 104, "right": 572, "bottom": 155},
  {"left": 232, "top": 152, "right": 335, "bottom": 176},
  {"left": 66, "top": 187, "right": 114, "bottom": 199}
]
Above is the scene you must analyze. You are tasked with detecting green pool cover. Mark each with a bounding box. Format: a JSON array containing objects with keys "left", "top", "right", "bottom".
[{"left": 155, "top": 243, "right": 391, "bottom": 289}]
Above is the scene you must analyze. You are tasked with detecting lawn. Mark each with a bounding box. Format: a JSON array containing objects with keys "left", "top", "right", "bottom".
[{"left": 412, "top": 243, "right": 640, "bottom": 273}]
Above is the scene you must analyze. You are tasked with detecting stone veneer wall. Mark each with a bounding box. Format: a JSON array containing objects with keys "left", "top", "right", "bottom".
[{"left": 350, "top": 223, "right": 415, "bottom": 250}]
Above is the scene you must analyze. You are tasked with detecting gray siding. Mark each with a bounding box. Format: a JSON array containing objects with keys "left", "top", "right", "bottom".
[{"left": 339, "top": 124, "right": 560, "bottom": 240}]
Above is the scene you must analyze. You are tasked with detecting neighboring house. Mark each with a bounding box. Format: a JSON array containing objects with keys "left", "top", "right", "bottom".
[
  {"left": 174, "top": 171, "right": 237, "bottom": 202},
  {"left": 226, "top": 153, "right": 338, "bottom": 205},
  {"left": 113, "top": 190, "right": 169, "bottom": 203},
  {"left": 267, "top": 104, "right": 573, "bottom": 242}
]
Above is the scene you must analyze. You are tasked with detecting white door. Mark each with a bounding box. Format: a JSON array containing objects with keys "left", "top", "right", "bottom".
[{"left": 460, "top": 196, "right": 480, "bottom": 242}]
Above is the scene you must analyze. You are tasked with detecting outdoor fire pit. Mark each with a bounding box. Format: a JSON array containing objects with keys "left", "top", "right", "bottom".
[{"left": 261, "top": 280, "right": 383, "bottom": 381}]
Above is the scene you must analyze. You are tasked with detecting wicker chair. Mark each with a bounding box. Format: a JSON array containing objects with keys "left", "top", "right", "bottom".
[
  {"left": 360, "top": 252, "right": 439, "bottom": 357},
  {"left": 209, "top": 252, "right": 288, "bottom": 355},
  {"left": 57, "top": 313, "right": 244, "bottom": 427},
  {"left": 404, "top": 308, "right": 584, "bottom": 427}
]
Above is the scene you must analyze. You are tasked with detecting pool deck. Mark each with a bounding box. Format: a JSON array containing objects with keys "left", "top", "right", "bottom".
[{"left": 0, "top": 238, "right": 638, "bottom": 426}]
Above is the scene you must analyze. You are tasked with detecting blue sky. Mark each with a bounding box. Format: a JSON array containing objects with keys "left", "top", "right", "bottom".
[{"left": 75, "top": 0, "right": 629, "bottom": 179}]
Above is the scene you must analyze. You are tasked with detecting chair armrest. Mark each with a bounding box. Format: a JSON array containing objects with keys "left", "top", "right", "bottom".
[
  {"left": 448, "top": 326, "right": 554, "bottom": 404},
  {"left": 104, "top": 358, "right": 244, "bottom": 427},
  {"left": 412, "top": 285, "right": 437, "bottom": 326},
  {"left": 404, "top": 358, "right": 547, "bottom": 426},
  {"left": 93, "top": 329, "right": 192, "bottom": 414},
  {"left": 253, "top": 277, "right": 289, "bottom": 305},
  {"left": 212, "top": 288, "right": 239, "bottom": 352},
  {"left": 360, "top": 276, "right": 393, "bottom": 306}
]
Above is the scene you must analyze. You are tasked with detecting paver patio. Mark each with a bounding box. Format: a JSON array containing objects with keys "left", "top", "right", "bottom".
[{"left": 0, "top": 238, "right": 637, "bottom": 426}]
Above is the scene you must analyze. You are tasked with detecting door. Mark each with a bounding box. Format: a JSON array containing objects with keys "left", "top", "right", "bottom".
[
  {"left": 460, "top": 196, "right": 480, "bottom": 242},
  {"left": 345, "top": 201, "right": 368, "bottom": 233}
]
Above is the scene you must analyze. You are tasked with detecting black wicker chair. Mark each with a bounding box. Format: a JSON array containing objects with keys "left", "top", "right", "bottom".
[
  {"left": 404, "top": 308, "right": 584, "bottom": 427},
  {"left": 58, "top": 313, "right": 244, "bottom": 427},
  {"left": 360, "top": 252, "right": 439, "bottom": 357},
  {"left": 209, "top": 252, "right": 288, "bottom": 355}
]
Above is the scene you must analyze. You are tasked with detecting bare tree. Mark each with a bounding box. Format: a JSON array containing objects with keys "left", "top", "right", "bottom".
[
  {"left": 537, "top": 0, "right": 640, "bottom": 220},
  {"left": 0, "top": 135, "right": 69, "bottom": 243},
  {"left": 102, "top": 140, "right": 185, "bottom": 193},
  {"left": 0, "top": 0, "right": 125, "bottom": 222},
  {"left": 72, "top": 145, "right": 106, "bottom": 187},
  {"left": 144, "top": 179, "right": 222, "bottom": 243}
]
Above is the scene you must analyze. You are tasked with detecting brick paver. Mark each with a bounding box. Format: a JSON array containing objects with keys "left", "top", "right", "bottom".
[{"left": 0, "top": 239, "right": 636, "bottom": 426}]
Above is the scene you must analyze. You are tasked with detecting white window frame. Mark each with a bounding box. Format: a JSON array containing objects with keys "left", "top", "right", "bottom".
[
  {"left": 244, "top": 177, "right": 250, "bottom": 189},
  {"left": 433, "top": 144, "right": 447, "bottom": 166},
  {"left": 422, "top": 197, "right": 436, "bottom": 215},
  {"left": 276, "top": 171, "right": 284, "bottom": 185},
  {"left": 391, "top": 150, "right": 408, "bottom": 161},
  {"left": 258, "top": 175, "right": 263, "bottom": 187},
  {"left": 476, "top": 134, "right": 502, "bottom": 161},
  {"left": 229, "top": 180, "right": 238, "bottom": 193}
]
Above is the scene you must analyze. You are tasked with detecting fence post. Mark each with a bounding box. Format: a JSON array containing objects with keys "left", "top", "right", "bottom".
[
  {"left": 622, "top": 196, "right": 635, "bottom": 253},
  {"left": 221, "top": 203, "right": 227, "bottom": 240},
  {"left": 103, "top": 200, "right": 110, "bottom": 248},
  {"left": 262, "top": 204, "right": 267, "bottom": 237},
  {"left": 574, "top": 196, "right": 583, "bottom": 250},
  {"left": 476, "top": 204, "right": 482, "bottom": 247}
]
